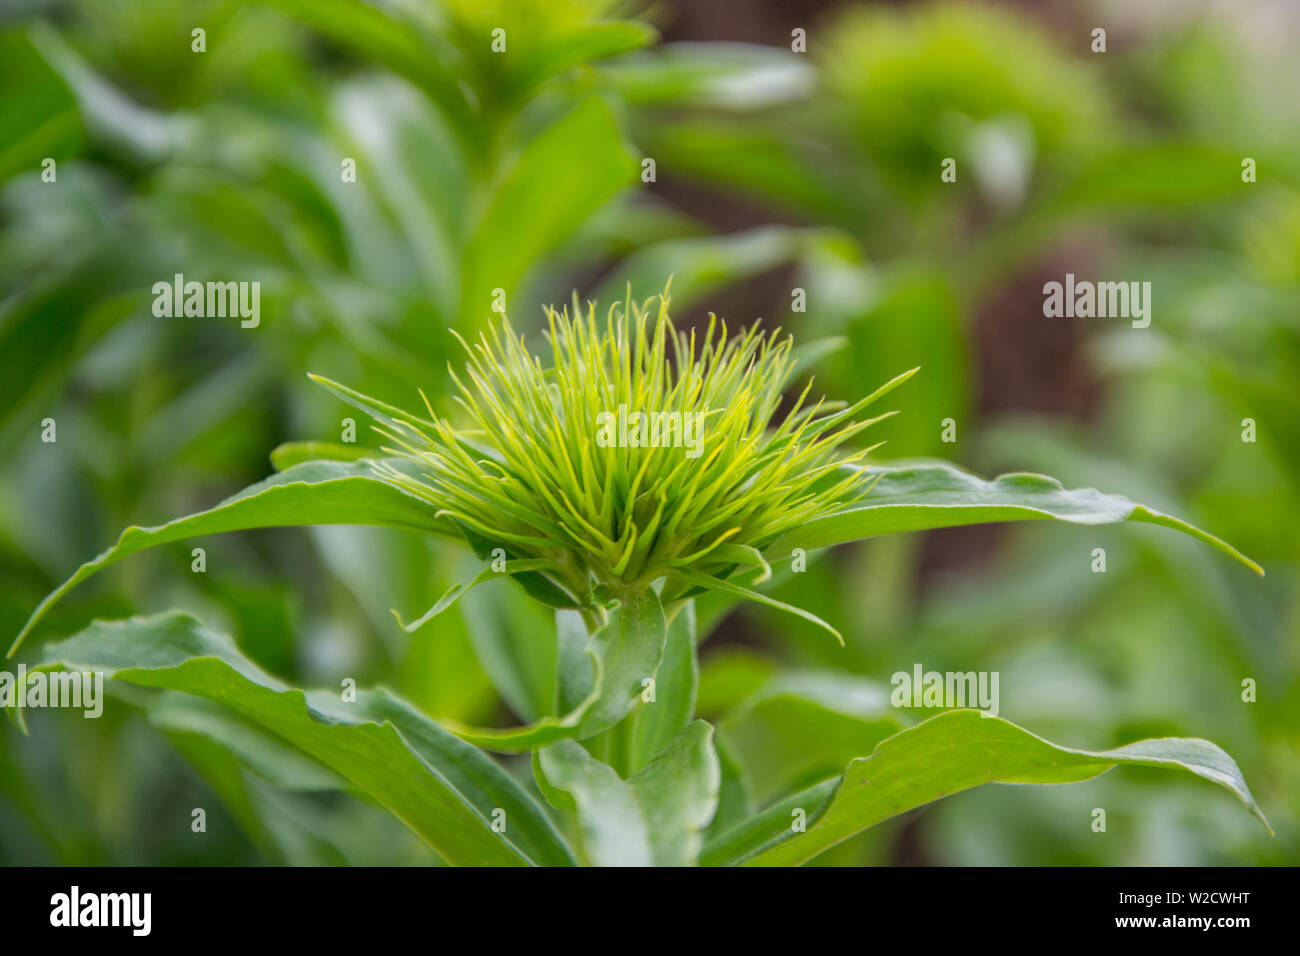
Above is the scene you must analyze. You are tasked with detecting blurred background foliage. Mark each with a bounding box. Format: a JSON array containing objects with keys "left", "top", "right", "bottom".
[{"left": 1, "top": 0, "right": 1295, "bottom": 865}]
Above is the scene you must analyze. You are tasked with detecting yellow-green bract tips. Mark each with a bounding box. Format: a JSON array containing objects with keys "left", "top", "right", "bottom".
[{"left": 310, "top": 289, "right": 914, "bottom": 629}]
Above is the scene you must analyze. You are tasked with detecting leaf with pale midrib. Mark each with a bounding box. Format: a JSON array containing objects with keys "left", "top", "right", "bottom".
[
  {"left": 767, "top": 462, "right": 1263, "bottom": 575},
  {"left": 39, "top": 612, "right": 576, "bottom": 867},
  {"left": 630, "top": 600, "right": 698, "bottom": 771},
  {"left": 8, "top": 458, "right": 447, "bottom": 656},
  {"left": 702, "top": 709, "right": 1270, "bottom": 866}
]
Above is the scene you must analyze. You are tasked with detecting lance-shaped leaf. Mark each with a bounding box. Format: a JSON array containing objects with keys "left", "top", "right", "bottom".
[
  {"left": 460, "top": 97, "right": 637, "bottom": 324},
  {"left": 669, "top": 568, "right": 843, "bottom": 644},
  {"left": 446, "top": 590, "right": 668, "bottom": 753},
  {"left": 39, "top": 612, "right": 576, "bottom": 867},
  {"left": 392, "top": 558, "right": 563, "bottom": 633},
  {"left": 705, "top": 709, "right": 1269, "bottom": 867},
  {"left": 630, "top": 600, "right": 698, "bottom": 771},
  {"left": 9, "top": 459, "right": 447, "bottom": 656},
  {"left": 700, "top": 779, "right": 836, "bottom": 868},
  {"left": 534, "top": 720, "right": 720, "bottom": 866},
  {"left": 147, "top": 692, "right": 345, "bottom": 793},
  {"left": 765, "top": 462, "right": 1263, "bottom": 575}
]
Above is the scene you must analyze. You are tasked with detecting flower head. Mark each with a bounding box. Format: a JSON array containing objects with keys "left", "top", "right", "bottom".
[{"left": 315, "top": 291, "right": 913, "bottom": 609}]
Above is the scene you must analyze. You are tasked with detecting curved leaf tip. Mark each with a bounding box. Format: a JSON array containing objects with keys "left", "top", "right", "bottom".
[{"left": 769, "top": 461, "right": 1263, "bottom": 577}]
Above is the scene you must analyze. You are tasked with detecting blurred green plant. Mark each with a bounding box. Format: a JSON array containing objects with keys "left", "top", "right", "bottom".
[
  {"left": 9, "top": 292, "right": 1271, "bottom": 865},
  {"left": 602, "top": 0, "right": 1299, "bottom": 865},
  {"left": 0, "top": 0, "right": 662, "bottom": 864},
  {"left": 2, "top": 0, "right": 1294, "bottom": 867}
]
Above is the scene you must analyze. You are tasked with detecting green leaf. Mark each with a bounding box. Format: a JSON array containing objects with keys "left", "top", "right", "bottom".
[
  {"left": 160, "top": 726, "right": 283, "bottom": 861},
  {"left": 308, "top": 529, "right": 496, "bottom": 723},
  {"left": 626, "top": 721, "right": 721, "bottom": 867},
  {"left": 9, "top": 459, "right": 448, "bottom": 656},
  {"left": 147, "top": 692, "right": 346, "bottom": 793},
  {"left": 669, "top": 567, "right": 843, "bottom": 644},
  {"left": 630, "top": 600, "right": 698, "bottom": 770},
  {"left": 453, "top": 522, "right": 582, "bottom": 611},
  {"left": 307, "top": 372, "right": 436, "bottom": 434},
  {"left": 40, "top": 612, "right": 576, "bottom": 866},
  {"left": 509, "top": 22, "right": 656, "bottom": 101},
  {"left": 572, "top": 597, "right": 667, "bottom": 738},
  {"left": 269, "top": 441, "right": 373, "bottom": 470},
  {"left": 447, "top": 589, "right": 668, "bottom": 753},
  {"left": 725, "top": 710, "right": 1270, "bottom": 866},
  {"left": 28, "top": 25, "right": 183, "bottom": 163},
  {"left": 766, "top": 462, "right": 1263, "bottom": 576},
  {"left": 639, "top": 121, "right": 850, "bottom": 222},
  {"left": 532, "top": 741, "right": 648, "bottom": 865},
  {"left": 459, "top": 97, "right": 636, "bottom": 324},
  {"left": 259, "top": 0, "right": 476, "bottom": 142},
  {"left": 535, "top": 720, "right": 720, "bottom": 866},
  {"left": 331, "top": 75, "right": 466, "bottom": 317},
  {"left": 832, "top": 267, "right": 970, "bottom": 459},
  {"left": 555, "top": 608, "right": 594, "bottom": 715},
  {"left": 605, "top": 42, "right": 814, "bottom": 110},
  {"left": 0, "top": 249, "right": 146, "bottom": 441},
  {"left": 457, "top": 576, "right": 557, "bottom": 724},
  {"left": 0, "top": 30, "right": 81, "bottom": 181},
  {"left": 392, "top": 558, "right": 561, "bottom": 633},
  {"left": 700, "top": 779, "right": 836, "bottom": 868},
  {"left": 1046, "top": 143, "right": 1248, "bottom": 214}
]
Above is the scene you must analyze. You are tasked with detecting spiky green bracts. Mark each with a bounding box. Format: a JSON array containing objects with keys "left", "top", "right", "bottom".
[{"left": 314, "top": 291, "right": 914, "bottom": 617}]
